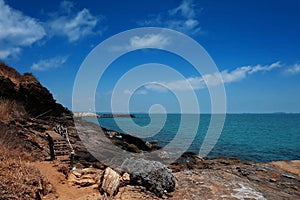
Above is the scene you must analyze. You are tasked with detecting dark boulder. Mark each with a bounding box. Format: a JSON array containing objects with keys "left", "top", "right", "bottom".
[
  {"left": 119, "top": 133, "right": 152, "bottom": 151},
  {"left": 0, "top": 76, "right": 17, "bottom": 99},
  {"left": 121, "top": 158, "right": 176, "bottom": 197}
]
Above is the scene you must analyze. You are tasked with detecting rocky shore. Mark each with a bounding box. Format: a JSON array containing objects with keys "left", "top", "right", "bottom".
[
  {"left": 0, "top": 63, "right": 299, "bottom": 199},
  {"left": 2, "top": 113, "right": 299, "bottom": 199}
]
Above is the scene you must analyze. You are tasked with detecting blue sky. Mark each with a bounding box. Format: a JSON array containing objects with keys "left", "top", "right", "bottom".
[{"left": 1, "top": 0, "right": 300, "bottom": 113}]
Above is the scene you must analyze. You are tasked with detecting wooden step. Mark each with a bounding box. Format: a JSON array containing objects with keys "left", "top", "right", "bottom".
[
  {"left": 54, "top": 151, "right": 70, "bottom": 156},
  {"left": 54, "top": 145, "right": 68, "bottom": 148},
  {"left": 53, "top": 145, "right": 70, "bottom": 149},
  {"left": 54, "top": 149, "right": 70, "bottom": 152},
  {"left": 54, "top": 142, "right": 68, "bottom": 145},
  {"left": 54, "top": 148, "right": 69, "bottom": 151},
  {"left": 54, "top": 144, "right": 69, "bottom": 148},
  {"left": 54, "top": 149, "right": 70, "bottom": 153},
  {"left": 53, "top": 140, "right": 67, "bottom": 143}
]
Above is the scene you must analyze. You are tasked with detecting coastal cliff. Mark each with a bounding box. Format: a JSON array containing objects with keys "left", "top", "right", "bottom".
[{"left": 0, "top": 63, "right": 299, "bottom": 199}]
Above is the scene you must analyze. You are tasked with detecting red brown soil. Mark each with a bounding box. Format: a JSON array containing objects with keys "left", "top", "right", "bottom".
[{"left": 35, "top": 161, "right": 101, "bottom": 200}]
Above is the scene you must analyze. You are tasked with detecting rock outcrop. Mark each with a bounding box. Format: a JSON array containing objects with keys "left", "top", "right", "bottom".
[
  {"left": 0, "top": 62, "right": 72, "bottom": 119},
  {"left": 68, "top": 167, "right": 103, "bottom": 187},
  {"left": 121, "top": 158, "right": 176, "bottom": 197},
  {"left": 100, "top": 167, "right": 120, "bottom": 196}
]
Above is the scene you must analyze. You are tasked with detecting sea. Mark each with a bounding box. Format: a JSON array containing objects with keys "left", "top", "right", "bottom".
[{"left": 86, "top": 114, "right": 300, "bottom": 162}]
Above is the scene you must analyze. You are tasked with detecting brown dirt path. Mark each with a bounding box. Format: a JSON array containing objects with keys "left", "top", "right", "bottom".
[{"left": 35, "top": 161, "right": 101, "bottom": 200}]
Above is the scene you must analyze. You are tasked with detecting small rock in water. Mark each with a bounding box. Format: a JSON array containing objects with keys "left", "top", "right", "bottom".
[{"left": 121, "top": 158, "right": 176, "bottom": 197}]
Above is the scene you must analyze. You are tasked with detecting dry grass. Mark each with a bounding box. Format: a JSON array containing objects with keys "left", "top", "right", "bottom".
[
  {"left": 0, "top": 98, "right": 26, "bottom": 123},
  {"left": 0, "top": 126, "right": 53, "bottom": 199},
  {"left": 0, "top": 148, "right": 44, "bottom": 199}
]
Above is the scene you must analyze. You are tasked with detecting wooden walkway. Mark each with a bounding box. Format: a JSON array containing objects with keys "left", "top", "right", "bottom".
[{"left": 47, "top": 131, "right": 71, "bottom": 160}]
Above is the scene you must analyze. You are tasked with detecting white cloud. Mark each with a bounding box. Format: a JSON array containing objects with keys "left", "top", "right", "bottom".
[
  {"left": 248, "top": 61, "right": 281, "bottom": 74},
  {"left": 59, "top": 0, "right": 75, "bottom": 14},
  {"left": 0, "top": 0, "right": 46, "bottom": 59},
  {"left": 110, "top": 34, "right": 170, "bottom": 51},
  {"left": 169, "top": 0, "right": 196, "bottom": 19},
  {"left": 30, "top": 56, "right": 68, "bottom": 71},
  {"left": 285, "top": 64, "right": 300, "bottom": 75},
  {"left": 139, "top": 0, "right": 201, "bottom": 34},
  {"left": 124, "top": 89, "right": 147, "bottom": 95},
  {"left": 47, "top": 2, "right": 102, "bottom": 42},
  {"left": 143, "top": 62, "right": 281, "bottom": 92},
  {"left": 129, "top": 34, "right": 170, "bottom": 49},
  {"left": 0, "top": 48, "right": 21, "bottom": 60}
]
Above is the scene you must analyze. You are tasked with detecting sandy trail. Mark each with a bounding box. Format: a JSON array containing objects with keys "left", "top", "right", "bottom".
[{"left": 35, "top": 161, "right": 101, "bottom": 200}]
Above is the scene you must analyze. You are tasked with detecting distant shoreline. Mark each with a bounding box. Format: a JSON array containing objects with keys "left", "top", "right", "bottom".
[
  {"left": 73, "top": 112, "right": 136, "bottom": 118},
  {"left": 73, "top": 111, "right": 300, "bottom": 115}
]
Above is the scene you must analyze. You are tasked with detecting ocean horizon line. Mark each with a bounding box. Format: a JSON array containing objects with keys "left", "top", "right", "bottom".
[{"left": 73, "top": 111, "right": 300, "bottom": 115}]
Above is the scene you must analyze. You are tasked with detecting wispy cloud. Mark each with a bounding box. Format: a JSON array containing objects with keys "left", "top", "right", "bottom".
[
  {"left": 169, "top": 0, "right": 197, "bottom": 19},
  {"left": 139, "top": 0, "right": 201, "bottom": 34},
  {"left": 30, "top": 56, "right": 68, "bottom": 71},
  {"left": 111, "top": 33, "right": 170, "bottom": 51},
  {"left": 128, "top": 34, "right": 170, "bottom": 49},
  {"left": 47, "top": 1, "right": 103, "bottom": 42},
  {"left": 143, "top": 62, "right": 281, "bottom": 92},
  {"left": 285, "top": 64, "right": 300, "bottom": 75},
  {"left": 124, "top": 89, "right": 148, "bottom": 95},
  {"left": 0, "top": 0, "right": 46, "bottom": 59},
  {"left": 59, "top": 0, "right": 75, "bottom": 14}
]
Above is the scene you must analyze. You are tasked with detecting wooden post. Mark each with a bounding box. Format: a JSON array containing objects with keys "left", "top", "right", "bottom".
[{"left": 70, "top": 150, "right": 75, "bottom": 169}]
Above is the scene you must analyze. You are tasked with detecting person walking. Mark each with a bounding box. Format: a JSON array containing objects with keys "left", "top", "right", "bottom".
[{"left": 46, "top": 133, "right": 55, "bottom": 160}]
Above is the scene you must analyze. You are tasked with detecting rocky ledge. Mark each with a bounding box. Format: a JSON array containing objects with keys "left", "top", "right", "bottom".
[{"left": 61, "top": 152, "right": 300, "bottom": 199}]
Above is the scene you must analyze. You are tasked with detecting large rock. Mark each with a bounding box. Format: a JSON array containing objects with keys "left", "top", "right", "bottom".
[
  {"left": 68, "top": 167, "right": 103, "bottom": 187},
  {"left": 100, "top": 167, "right": 120, "bottom": 196},
  {"left": 121, "top": 158, "right": 176, "bottom": 197}
]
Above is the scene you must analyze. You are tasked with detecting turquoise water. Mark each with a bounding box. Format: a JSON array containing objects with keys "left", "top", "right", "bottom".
[{"left": 87, "top": 114, "right": 300, "bottom": 162}]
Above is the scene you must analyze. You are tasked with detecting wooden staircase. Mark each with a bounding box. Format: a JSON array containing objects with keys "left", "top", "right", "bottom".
[
  {"left": 47, "top": 131, "right": 71, "bottom": 161},
  {"left": 53, "top": 139, "right": 70, "bottom": 156}
]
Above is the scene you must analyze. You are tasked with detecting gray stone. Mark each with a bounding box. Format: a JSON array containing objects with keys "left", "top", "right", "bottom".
[{"left": 121, "top": 158, "right": 176, "bottom": 197}]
